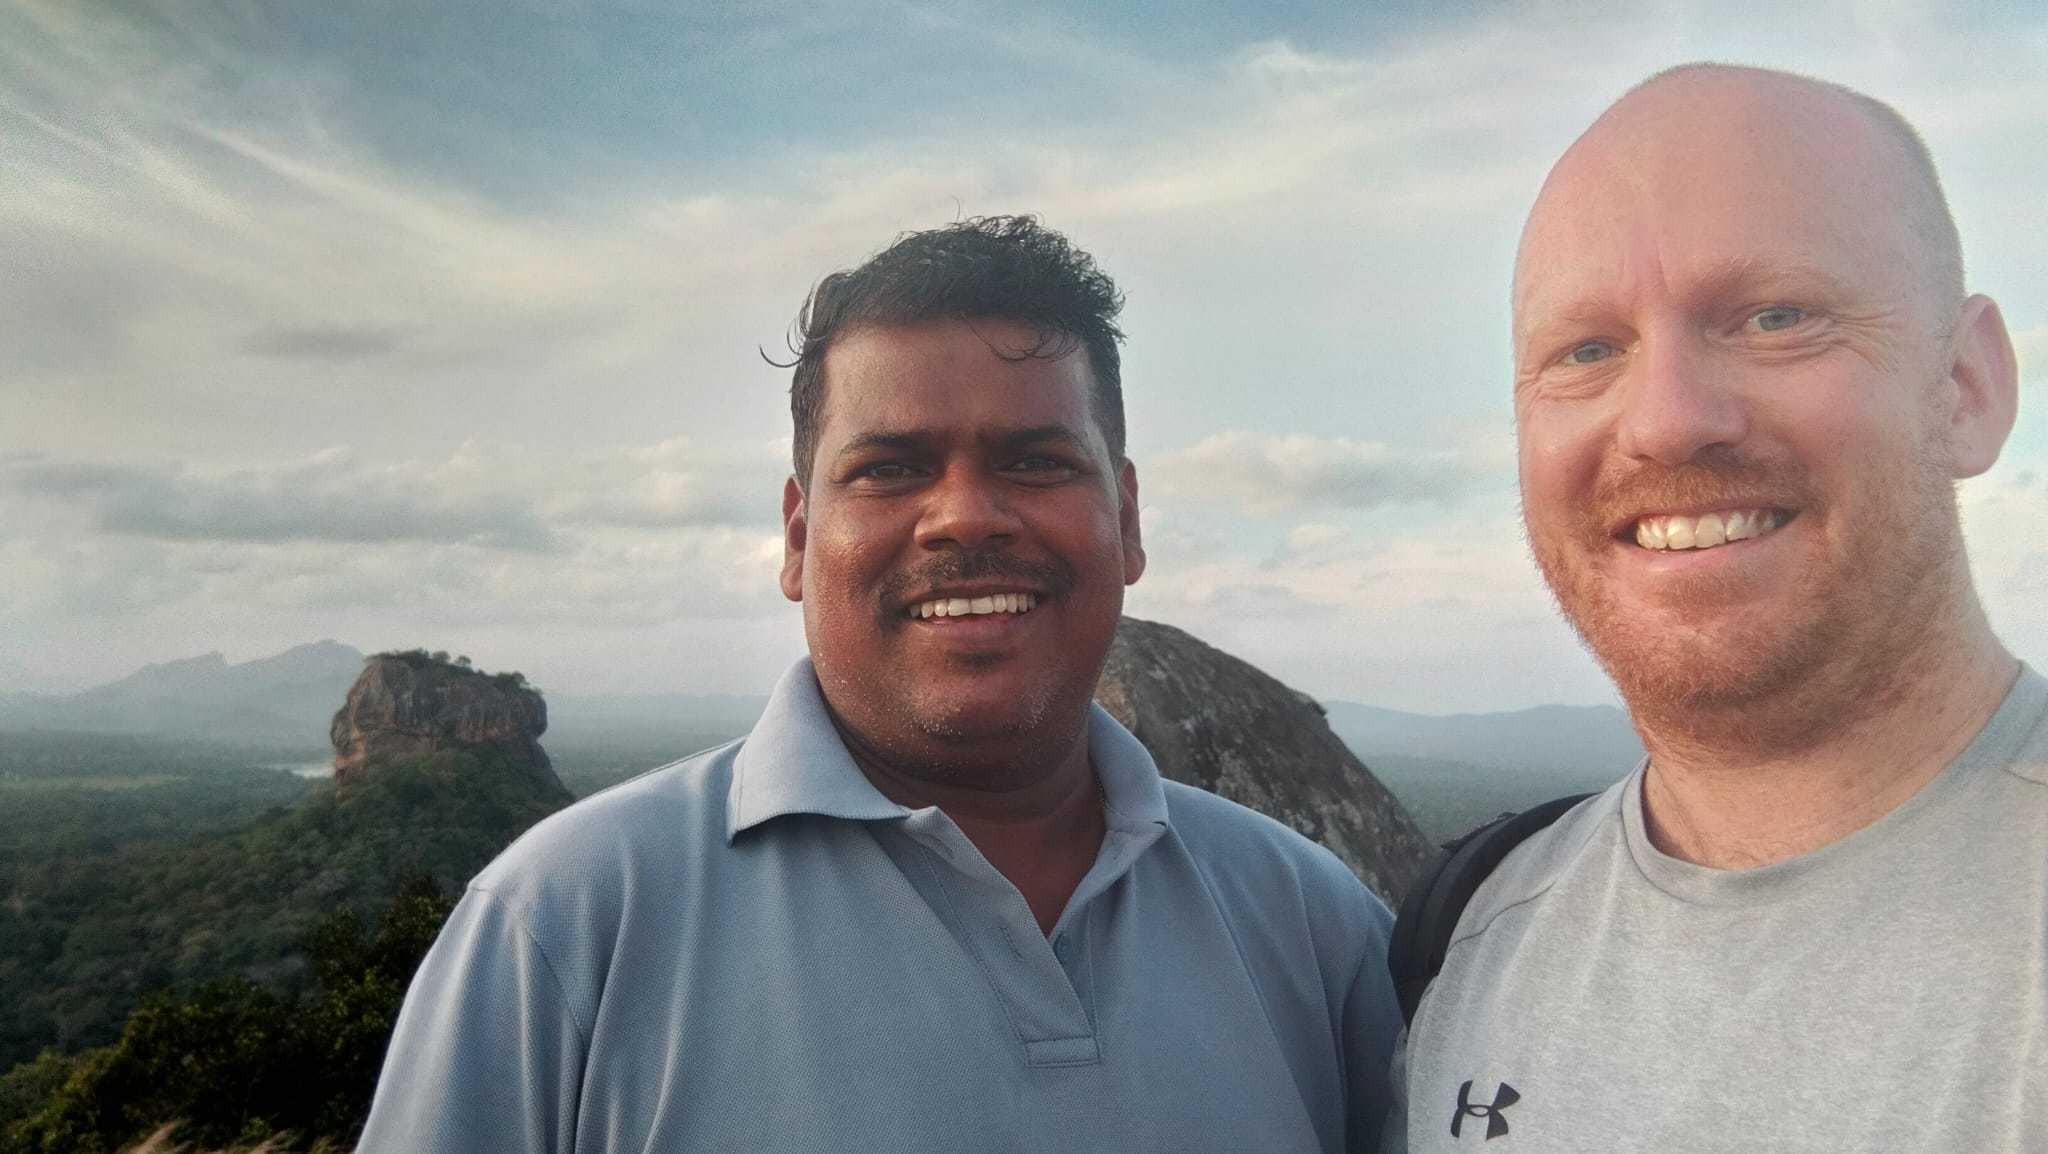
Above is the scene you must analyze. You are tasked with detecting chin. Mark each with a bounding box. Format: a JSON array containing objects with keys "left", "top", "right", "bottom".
[{"left": 907, "top": 690, "right": 1057, "bottom": 745}]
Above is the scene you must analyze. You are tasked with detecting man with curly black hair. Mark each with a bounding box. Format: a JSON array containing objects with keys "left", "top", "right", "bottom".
[{"left": 363, "top": 216, "right": 1402, "bottom": 1153}]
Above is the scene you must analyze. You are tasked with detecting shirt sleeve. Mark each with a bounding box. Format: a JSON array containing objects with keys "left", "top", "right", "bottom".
[
  {"left": 357, "top": 886, "right": 587, "bottom": 1154},
  {"left": 1343, "top": 899, "right": 1405, "bottom": 1153}
]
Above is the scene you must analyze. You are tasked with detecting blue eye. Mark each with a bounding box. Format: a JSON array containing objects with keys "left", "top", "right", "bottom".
[
  {"left": 1566, "top": 341, "right": 1616, "bottom": 365},
  {"left": 1752, "top": 306, "right": 1804, "bottom": 332}
]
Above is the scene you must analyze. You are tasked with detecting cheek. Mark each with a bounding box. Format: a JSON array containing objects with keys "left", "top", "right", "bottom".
[
  {"left": 803, "top": 518, "right": 893, "bottom": 601},
  {"left": 1517, "top": 420, "right": 1594, "bottom": 518}
]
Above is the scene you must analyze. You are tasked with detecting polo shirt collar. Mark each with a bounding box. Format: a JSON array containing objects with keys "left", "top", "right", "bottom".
[
  {"left": 727, "top": 658, "right": 1170, "bottom": 841},
  {"left": 1086, "top": 692, "right": 1170, "bottom": 832}
]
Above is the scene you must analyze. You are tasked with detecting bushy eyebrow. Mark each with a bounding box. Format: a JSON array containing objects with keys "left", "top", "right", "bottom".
[
  {"left": 831, "top": 424, "right": 1089, "bottom": 462},
  {"left": 990, "top": 424, "right": 1089, "bottom": 453},
  {"left": 833, "top": 431, "right": 927, "bottom": 461}
]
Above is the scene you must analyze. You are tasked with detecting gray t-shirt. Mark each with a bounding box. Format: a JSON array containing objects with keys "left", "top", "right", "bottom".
[{"left": 1391, "top": 665, "right": 2048, "bottom": 1152}]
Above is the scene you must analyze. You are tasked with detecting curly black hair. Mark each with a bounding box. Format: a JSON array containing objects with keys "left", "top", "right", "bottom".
[{"left": 781, "top": 215, "right": 1126, "bottom": 485}]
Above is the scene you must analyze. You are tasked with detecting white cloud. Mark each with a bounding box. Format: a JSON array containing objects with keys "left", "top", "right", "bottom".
[
  {"left": 1148, "top": 431, "right": 1495, "bottom": 515},
  {"left": 4, "top": 0, "right": 2046, "bottom": 710},
  {"left": 1124, "top": 506, "right": 1616, "bottom": 710},
  {"left": 2, "top": 449, "right": 557, "bottom": 550},
  {"left": 541, "top": 437, "right": 790, "bottom": 531}
]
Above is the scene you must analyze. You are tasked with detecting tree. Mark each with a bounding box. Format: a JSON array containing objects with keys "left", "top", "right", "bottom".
[{"left": 0, "top": 880, "right": 457, "bottom": 1153}]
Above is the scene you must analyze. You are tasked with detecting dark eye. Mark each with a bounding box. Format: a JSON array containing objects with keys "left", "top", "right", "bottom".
[
  {"left": 1565, "top": 340, "right": 1617, "bottom": 366},
  {"left": 1751, "top": 306, "right": 1804, "bottom": 332},
  {"left": 1004, "top": 454, "right": 1079, "bottom": 483},
  {"left": 859, "top": 462, "right": 918, "bottom": 481}
]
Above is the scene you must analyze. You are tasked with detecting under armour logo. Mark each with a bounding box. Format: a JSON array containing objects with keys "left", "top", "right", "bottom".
[{"left": 1451, "top": 1080, "right": 1520, "bottom": 1140}]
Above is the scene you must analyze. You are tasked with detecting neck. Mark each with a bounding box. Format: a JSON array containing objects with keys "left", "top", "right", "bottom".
[
  {"left": 836, "top": 716, "right": 1105, "bottom": 934},
  {"left": 1634, "top": 598, "right": 2017, "bottom": 869}
]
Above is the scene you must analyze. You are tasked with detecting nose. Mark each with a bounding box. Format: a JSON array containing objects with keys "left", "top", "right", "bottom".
[
  {"left": 1614, "top": 332, "right": 1749, "bottom": 466},
  {"left": 915, "top": 466, "right": 1021, "bottom": 551}
]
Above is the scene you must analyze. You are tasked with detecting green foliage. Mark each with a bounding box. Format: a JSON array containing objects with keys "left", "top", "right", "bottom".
[
  {"left": 0, "top": 880, "right": 456, "bottom": 1153},
  {"left": 0, "top": 744, "right": 563, "bottom": 1073}
]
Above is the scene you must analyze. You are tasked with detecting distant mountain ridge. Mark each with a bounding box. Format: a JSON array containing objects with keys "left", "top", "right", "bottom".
[
  {"left": 4, "top": 643, "right": 1650, "bottom": 842},
  {"left": 1319, "top": 700, "right": 1645, "bottom": 842},
  {"left": 1320, "top": 699, "right": 1644, "bottom": 775},
  {"left": 0, "top": 641, "right": 367, "bottom": 746}
]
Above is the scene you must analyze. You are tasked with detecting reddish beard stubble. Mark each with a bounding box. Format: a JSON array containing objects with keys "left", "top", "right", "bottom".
[{"left": 1528, "top": 437, "right": 1964, "bottom": 754}]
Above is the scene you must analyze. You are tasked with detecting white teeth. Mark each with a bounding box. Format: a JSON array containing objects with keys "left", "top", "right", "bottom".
[
  {"left": 908, "top": 592, "right": 1039, "bottom": 619},
  {"left": 1631, "top": 509, "right": 1784, "bottom": 553}
]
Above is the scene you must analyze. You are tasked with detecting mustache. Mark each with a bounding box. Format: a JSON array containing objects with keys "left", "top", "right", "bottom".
[
  {"left": 879, "top": 548, "right": 1076, "bottom": 608},
  {"left": 1589, "top": 452, "right": 1809, "bottom": 527}
]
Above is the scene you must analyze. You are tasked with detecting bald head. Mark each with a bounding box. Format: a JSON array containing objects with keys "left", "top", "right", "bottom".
[
  {"left": 1508, "top": 62, "right": 2020, "bottom": 738},
  {"left": 1515, "top": 64, "right": 1964, "bottom": 348}
]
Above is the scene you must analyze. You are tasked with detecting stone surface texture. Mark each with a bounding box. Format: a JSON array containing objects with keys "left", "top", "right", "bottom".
[
  {"left": 331, "top": 656, "right": 563, "bottom": 796},
  {"left": 1095, "top": 617, "right": 1431, "bottom": 905}
]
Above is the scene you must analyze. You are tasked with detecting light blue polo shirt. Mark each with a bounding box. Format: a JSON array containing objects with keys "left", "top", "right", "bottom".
[{"left": 361, "top": 659, "right": 1400, "bottom": 1153}]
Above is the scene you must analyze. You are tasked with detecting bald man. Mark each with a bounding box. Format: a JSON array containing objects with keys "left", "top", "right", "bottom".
[{"left": 1388, "top": 65, "right": 2041, "bottom": 1151}]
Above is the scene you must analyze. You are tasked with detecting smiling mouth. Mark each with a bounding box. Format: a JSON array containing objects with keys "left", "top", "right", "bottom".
[
  {"left": 906, "top": 592, "right": 1040, "bottom": 619},
  {"left": 1630, "top": 508, "right": 1791, "bottom": 552}
]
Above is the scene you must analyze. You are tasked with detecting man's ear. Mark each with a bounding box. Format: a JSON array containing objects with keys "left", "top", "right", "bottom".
[
  {"left": 1117, "top": 460, "right": 1145, "bottom": 585},
  {"left": 1943, "top": 294, "right": 2020, "bottom": 479},
  {"left": 780, "top": 476, "right": 807, "bottom": 603}
]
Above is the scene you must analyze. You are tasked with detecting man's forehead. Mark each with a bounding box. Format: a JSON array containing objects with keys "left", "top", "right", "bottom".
[
  {"left": 1514, "top": 70, "right": 1910, "bottom": 330},
  {"left": 814, "top": 319, "right": 1101, "bottom": 443}
]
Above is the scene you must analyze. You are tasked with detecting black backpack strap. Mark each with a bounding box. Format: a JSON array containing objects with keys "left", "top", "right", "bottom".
[{"left": 1388, "top": 793, "right": 1594, "bottom": 1027}]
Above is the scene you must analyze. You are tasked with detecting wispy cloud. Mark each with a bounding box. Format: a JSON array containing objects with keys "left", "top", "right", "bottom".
[
  {"left": 1125, "top": 507, "right": 1615, "bottom": 710},
  {"left": 2, "top": 438, "right": 790, "bottom": 551},
  {"left": 242, "top": 324, "right": 413, "bottom": 362},
  {"left": 1148, "top": 431, "right": 1494, "bottom": 515},
  {"left": 4, "top": 0, "right": 2045, "bottom": 706},
  {"left": 2, "top": 449, "right": 558, "bottom": 550}
]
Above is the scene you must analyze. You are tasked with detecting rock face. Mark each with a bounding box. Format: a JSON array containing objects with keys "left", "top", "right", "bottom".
[
  {"left": 1095, "top": 617, "right": 1431, "bottom": 905},
  {"left": 331, "top": 654, "right": 565, "bottom": 798}
]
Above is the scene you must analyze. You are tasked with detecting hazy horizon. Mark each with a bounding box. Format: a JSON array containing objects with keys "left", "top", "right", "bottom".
[
  {"left": 2, "top": 635, "right": 1636, "bottom": 721},
  {"left": 7, "top": 1, "right": 2045, "bottom": 712}
]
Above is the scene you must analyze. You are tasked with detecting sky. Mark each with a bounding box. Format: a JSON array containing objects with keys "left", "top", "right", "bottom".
[{"left": 4, "top": 0, "right": 2046, "bottom": 711}]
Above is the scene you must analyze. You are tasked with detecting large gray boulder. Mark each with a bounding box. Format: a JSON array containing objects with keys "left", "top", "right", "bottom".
[{"left": 1094, "top": 617, "right": 1430, "bottom": 905}]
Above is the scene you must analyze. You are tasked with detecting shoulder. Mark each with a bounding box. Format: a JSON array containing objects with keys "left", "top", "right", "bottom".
[
  {"left": 469, "top": 738, "right": 744, "bottom": 932},
  {"left": 1164, "top": 780, "right": 1373, "bottom": 885},
  {"left": 1446, "top": 780, "right": 1623, "bottom": 952},
  {"left": 1161, "top": 779, "right": 1392, "bottom": 943}
]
